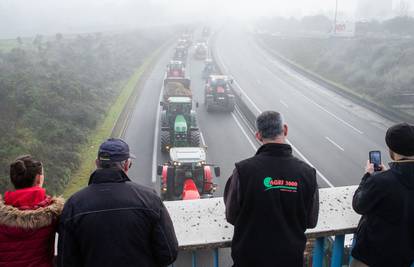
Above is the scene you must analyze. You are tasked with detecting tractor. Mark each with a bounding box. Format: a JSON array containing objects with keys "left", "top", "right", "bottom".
[
  {"left": 157, "top": 147, "right": 220, "bottom": 201},
  {"left": 173, "top": 46, "right": 187, "bottom": 61},
  {"left": 204, "top": 75, "right": 235, "bottom": 112},
  {"left": 194, "top": 42, "right": 208, "bottom": 60},
  {"left": 160, "top": 97, "right": 200, "bottom": 152},
  {"left": 166, "top": 60, "right": 186, "bottom": 78}
]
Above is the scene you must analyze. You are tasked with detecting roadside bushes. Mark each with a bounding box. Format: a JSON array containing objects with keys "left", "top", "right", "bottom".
[{"left": 0, "top": 28, "right": 172, "bottom": 194}]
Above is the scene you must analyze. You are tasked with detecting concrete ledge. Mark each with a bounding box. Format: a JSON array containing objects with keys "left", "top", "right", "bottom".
[{"left": 164, "top": 185, "right": 359, "bottom": 250}]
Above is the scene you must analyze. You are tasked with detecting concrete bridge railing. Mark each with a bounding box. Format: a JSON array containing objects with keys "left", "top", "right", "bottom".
[{"left": 165, "top": 186, "right": 360, "bottom": 267}]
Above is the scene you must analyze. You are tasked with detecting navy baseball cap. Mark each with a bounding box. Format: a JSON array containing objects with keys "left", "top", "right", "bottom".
[{"left": 98, "top": 138, "right": 136, "bottom": 162}]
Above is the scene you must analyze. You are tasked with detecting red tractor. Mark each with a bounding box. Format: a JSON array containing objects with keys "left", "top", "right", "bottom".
[
  {"left": 157, "top": 147, "right": 220, "bottom": 201},
  {"left": 204, "top": 75, "right": 235, "bottom": 112},
  {"left": 166, "top": 60, "right": 186, "bottom": 78}
]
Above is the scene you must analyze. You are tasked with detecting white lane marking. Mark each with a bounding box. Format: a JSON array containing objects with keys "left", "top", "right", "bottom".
[
  {"left": 215, "top": 49, "right": 261, "bottom": 114},
  {"left": 200, "top": 131, "right": 206, "bottom": 146},
  {"left": 215, "top": 37, "right": 335, "bottom": 188},
  {"left": 234, "top": 105, "right": 257, "bottom": 136},
  {"left": 151, "top": 83, "right": 164, "bottom": 183},
  {"left": 325, "top": 136, "right": 345, "bottom": 152},
  {"left": 280, "top": 100, "right": 289, "bottom": 108},
  {"left": 259, "top": 46, "right": 364, "bottom": 135},
  {"left": 295, "top": 90, "right": 364, "bottom": 135},
  {"left": 233, "top": 80, "right": 262, "bottom": 114},
  {"left": 231, "top": 112, "right": 258, "bottom": 151}
]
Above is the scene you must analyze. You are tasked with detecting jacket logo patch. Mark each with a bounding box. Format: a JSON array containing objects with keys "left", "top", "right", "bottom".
[{"left": 263, "top": 177, "right": 298, "bottom": 192}]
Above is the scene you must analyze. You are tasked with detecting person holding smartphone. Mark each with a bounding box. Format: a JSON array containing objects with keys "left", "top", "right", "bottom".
[{"left": 351, "top": 123, "right": 414, "bottom": 267}]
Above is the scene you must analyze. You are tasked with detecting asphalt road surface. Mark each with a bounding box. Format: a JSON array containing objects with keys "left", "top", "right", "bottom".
[{"left": 213, "top": 23, "right": 394, "bottom": 188}]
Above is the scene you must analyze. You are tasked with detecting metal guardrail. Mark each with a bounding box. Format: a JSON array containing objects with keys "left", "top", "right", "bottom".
[{"left": 165, "top": 186, "right": 363, "bottom": 267}]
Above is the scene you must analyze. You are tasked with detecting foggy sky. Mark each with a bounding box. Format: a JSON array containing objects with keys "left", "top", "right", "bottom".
[{"left": 0, "top": 0, "right": 412, "bottom": 38}]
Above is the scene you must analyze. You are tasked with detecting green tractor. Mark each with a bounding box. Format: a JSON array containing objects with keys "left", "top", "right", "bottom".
[{"left": 160, "top": 96, "right": 200, "bottom": 152}]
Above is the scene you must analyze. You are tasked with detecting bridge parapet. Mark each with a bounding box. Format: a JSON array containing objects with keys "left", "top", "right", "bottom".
[{"left": 165, "top": 185, "right": 361, "bottom": 266}]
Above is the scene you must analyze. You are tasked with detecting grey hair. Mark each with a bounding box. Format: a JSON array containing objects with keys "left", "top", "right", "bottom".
[
  {"left": 98, "top": 160, "right": 128, "bottom": 169},
  {"left": 256, "top": 111, "right": 284, "bottom": 139}
]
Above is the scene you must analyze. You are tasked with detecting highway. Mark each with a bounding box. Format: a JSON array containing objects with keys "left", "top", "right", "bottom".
[
  {"left": 124, "top": 31, "right": 257, "bottom": 197},
  {"left": 213, "top": 23, "right": 394, "bottom": 187},
  {"left": 122, "top": 24, "right": 395, "bottom": 266}
]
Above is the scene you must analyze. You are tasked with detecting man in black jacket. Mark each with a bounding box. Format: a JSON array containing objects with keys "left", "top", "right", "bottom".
[
  {"left": 224, "top": 111, "right": 319, "bottom": 267},
  {"left": 58, "top": 138, "right": 178, "bottom": 267},
  {"left": 352, "top": 123, "right": 414, "bottom": 267}
]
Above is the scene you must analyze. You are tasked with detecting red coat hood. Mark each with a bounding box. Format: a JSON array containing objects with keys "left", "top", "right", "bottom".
[{"left": 4, "top": 186, "right": 48, "bottom": 209}]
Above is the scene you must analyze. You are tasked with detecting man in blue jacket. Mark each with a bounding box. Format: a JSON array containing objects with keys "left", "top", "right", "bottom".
[
  {"left": 58, "top": 138, "right": 178, "bottom": 267},
  {"left": 352, "top": 123, "right": 414, "bottom": 267}
]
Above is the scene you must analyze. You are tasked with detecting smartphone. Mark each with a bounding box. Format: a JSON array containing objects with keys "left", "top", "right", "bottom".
[{"left": 369, "top": 151, "right": 382, "bottom": 171}]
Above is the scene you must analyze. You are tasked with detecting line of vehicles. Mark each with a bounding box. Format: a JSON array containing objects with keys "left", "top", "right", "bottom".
[{"left": 157, "top": 30, "right": 238, "bottom": 201}]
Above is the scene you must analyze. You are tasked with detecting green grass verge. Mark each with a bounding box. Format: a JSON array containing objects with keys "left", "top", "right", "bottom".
[{"left": 63, "top": 50, "right": 159, "bottom": 198}]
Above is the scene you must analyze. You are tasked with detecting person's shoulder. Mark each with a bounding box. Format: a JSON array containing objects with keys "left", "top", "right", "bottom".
[
  {"left": 291, "top": 156, "right": 315, "bottom": 173},
  {"left": 235, "top": 155, "right": 257, "bottom": 167},
  {"left": 63, "top": 186, "right": 90, "bottom": 207},
  {"left": 125, "top": 181, "right": 158, "bottom": 197},
  {"left": 368, "top": 170, "right": 394, "bottom": 187}
]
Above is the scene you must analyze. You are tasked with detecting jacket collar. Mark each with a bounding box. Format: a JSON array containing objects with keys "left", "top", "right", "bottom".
[
  {"left": 88, "top": 168, "right": 131, "bottom": 185},
  {"left": 0, "top": 195, "right": 64, "bottom": 229},
  {"left": 255, "top": 143, "right": 293, "bottom": 157}
]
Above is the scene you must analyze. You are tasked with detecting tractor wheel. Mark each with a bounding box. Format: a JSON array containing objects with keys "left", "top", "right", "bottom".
[
  {"left": 160, "top": 130, "right": 170, "bottom": 153},
  {"left": 190, "top": 130, "right": 201, "bottom": 147}
]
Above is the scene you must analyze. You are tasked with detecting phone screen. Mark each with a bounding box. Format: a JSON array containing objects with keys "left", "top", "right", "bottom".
[{"left": 369, "top": 151, "right": 382, "bottom": 171}]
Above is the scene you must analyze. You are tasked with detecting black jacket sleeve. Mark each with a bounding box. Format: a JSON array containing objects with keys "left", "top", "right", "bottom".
[
  {"left": 57, "top": 201, "right": 82, "bottom": 267},
  {"left": 306, "top": 174, "right": 319, "bottom": 229},
  {"left": 224, "top": 167, "right": 242, "bottom": 225},
  {"left": 353, "top": 172, "right": 385, "bottom": 215},
  {"left": 151, "top": 199, "right": 179, "bottom": 266}
]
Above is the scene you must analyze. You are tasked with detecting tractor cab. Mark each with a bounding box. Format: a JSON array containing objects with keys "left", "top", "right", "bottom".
[
  {"left": 157, "top": 147, "right": 220, "bottom": 201},
  {"left": 166, "top": 97, "right": 192, "bottom": 116},
  {"left": 204, "top": 75, "right": 235, "bottom": 112},
  {"left": 206, "top": 75, "right": 232, "bottom": 93},
  {"left": 160, "top": 97, "right": 200, "bottom": 152},
  {"left": 166, "top": 60, "right": 185, "bottom": 78},
  {"left": 194, "top": 42, "right": 208, "bottom": 60},
  {"left": 173, "top": 46, "right": 187, "bottom": 60}
]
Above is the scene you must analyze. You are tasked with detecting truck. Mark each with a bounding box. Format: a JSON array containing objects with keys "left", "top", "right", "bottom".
[
  {"left": 160, "top": 96, "right": 200, "bottom": 152},
  {"left": 204, "top": 75, "right": 235, "bottom": 112},
  {"left": 157, "top": 147, "right": 220, "bottom": 200}
]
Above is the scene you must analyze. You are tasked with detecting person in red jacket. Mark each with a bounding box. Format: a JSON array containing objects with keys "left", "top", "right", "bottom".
[{"left": 0, "top": 155, "right": 64, "bottom": 267}]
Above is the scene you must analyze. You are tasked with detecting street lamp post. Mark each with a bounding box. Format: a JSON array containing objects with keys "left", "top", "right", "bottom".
[{"left": 334, "top": 0, "right": 338, "bottom": 34}]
